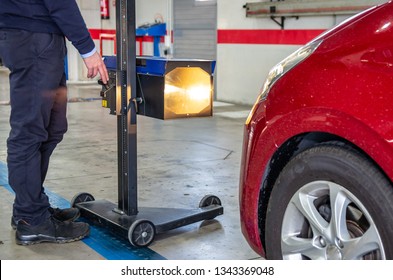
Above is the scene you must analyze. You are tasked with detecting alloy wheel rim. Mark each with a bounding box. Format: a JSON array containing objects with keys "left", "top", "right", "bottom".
[{"left": 281, "top": 180, "right": 385, "bottom": 260}]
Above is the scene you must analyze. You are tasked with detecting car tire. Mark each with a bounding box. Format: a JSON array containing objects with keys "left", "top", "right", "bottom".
[{"left": 265, "top": 142, "right": 393, "bottom": 260}]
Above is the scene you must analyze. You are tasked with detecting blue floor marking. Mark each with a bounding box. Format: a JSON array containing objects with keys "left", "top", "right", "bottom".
[{"left": 0, "top": 161, "right": 165, "bottom": 260}]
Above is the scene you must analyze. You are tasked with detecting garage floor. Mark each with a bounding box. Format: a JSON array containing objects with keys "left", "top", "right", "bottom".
[{"left": 0, "top": 67, "right": 261, "bottom": 260}]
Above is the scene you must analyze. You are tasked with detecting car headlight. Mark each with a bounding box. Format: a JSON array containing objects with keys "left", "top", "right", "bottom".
[
  {"left": 245, "top": 39, "right": 322, "bottom": 125},
  {"left": 260, "top": 39, "right": 323, "bottom": 101}
]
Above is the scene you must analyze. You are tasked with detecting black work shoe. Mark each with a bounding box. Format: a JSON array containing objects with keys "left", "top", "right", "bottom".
[
  {"left": 15, "top": 217, "right": 89, "bottom": 245},
  {"left": 11, "top": 207, "right": 80, "bottom": 230}
]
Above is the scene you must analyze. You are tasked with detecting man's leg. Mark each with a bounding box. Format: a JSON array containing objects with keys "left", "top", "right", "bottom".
[
  {"left": 0, "top": 30, "right": 89, "bottom": 245},
  {"left": 2, "top": 30, "right": 65, "bottom": 226},
  {"left": 40, "top": 74, "right": 68, "bottom": 186},
  {"left": 36, "top": 73, "right": 80, "bottom": 223}
]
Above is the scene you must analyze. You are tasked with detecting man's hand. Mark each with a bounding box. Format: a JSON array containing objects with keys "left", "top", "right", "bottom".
[{"left": 82, "top": 51, "right": 109, "bottom": 84}]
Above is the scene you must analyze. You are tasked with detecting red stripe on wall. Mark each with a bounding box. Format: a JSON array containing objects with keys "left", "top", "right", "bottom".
[
  {"left": 89, "top": 28, "right": 163, "bottom": 43},
  {"left": 90, "top": 28, "right": 326, "bottom": 46},
  {"left": 89, "top": 29, "right": 115, "bottom": 39},
  {"left": 217, "top": 29, "right": 326, "bottom": 45}
]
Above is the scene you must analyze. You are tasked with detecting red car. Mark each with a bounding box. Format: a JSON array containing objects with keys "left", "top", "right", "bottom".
[{"left": 240, "top": 1, "right": 393, "bottom": 260}]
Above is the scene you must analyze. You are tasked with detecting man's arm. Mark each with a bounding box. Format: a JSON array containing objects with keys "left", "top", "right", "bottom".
[{"left": 43, "top": 0, "right": 108, "bottom": 83}]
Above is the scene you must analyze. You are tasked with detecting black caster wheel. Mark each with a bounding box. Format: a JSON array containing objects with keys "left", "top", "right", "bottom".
[
  {"left": 71, "top": 192, "right": 95, "bottom": 207},
  {"left": 128, "top": 219, "right": 156, "bottom": 248},
  {"left": 199, "top": 195, "right": 222, "bottom": 208}
]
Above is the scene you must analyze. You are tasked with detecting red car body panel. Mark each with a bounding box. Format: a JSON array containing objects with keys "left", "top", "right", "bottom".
[{"left": 240, "top": 1, "right": 393, "bottom": 257}]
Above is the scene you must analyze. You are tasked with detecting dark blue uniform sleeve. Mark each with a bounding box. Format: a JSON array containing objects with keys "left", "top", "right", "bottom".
[{"left": 43, "top": 0, "right": 96, "bottom": 55}]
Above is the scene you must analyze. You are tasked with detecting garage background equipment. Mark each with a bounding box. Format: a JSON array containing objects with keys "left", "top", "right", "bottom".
[
  {"left": 136, "top": 22, "right": 166, "bottom": 56},
  {"left": 71, "top": 0, "right": 223, "bottom": 248}
]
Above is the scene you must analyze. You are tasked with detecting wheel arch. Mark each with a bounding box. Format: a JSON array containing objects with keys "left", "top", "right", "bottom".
[{"left": 257, "top": 131, "right": 393, "bottom": 249}]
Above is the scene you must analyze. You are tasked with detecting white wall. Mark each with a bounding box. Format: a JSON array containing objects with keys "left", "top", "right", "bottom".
[
  {"left": 216, "top": 0, "right": 349, "bottom": 105},
  {"left": 98, "top": 0, "right": 170, "bottom": 29}
]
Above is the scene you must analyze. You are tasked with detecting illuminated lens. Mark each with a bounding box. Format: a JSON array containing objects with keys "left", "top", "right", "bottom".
[{"left": 164, "top": 67, "right": 212, "bottom": 118}]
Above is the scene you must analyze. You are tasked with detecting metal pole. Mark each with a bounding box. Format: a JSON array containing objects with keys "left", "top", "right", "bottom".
[{"left": 116, "top": 0, "right": 138, "bottom": 216}]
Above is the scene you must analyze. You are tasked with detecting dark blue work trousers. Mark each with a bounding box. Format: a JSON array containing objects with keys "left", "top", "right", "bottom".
[{"left": 0, "top": 29, "right": 67, "bottom": 226}]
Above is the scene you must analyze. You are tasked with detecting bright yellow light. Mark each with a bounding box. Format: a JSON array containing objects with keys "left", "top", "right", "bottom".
[
  {"left": 164, "top": 67, "right": 212, "bottom": 118},
  {"left": 164, "top": 84, "right": 182, "bottom": 94},
  {"left": 186, "top": 85, "right": 211, "bottom": 101}
]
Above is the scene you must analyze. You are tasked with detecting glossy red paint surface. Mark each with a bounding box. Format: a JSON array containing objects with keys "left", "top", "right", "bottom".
[{"left": 239, "top": 1, "right": 393, "bottom": 257}]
